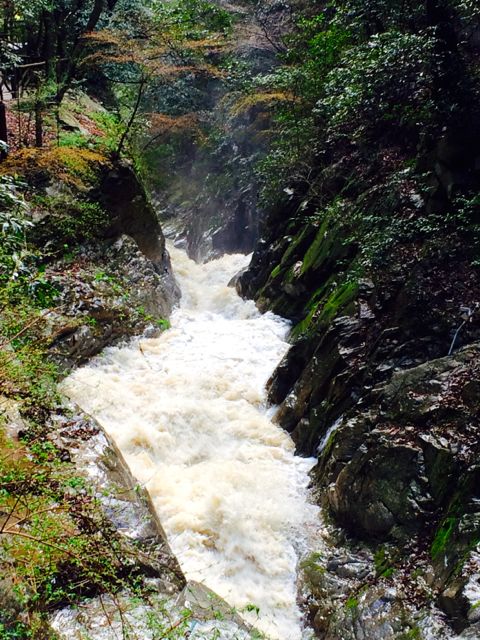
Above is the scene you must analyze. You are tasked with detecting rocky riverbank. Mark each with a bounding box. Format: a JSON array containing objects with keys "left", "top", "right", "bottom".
[
  {"left": 237, "top": 124, "right": 480, "bottom": 638},
  {"left": 0, "top": 97, "right": 186, "bottom": 637}
]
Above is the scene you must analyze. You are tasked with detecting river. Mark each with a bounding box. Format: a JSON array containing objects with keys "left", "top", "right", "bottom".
[{"left": 61, "top": 244, "right": 318, "bottom": 640}]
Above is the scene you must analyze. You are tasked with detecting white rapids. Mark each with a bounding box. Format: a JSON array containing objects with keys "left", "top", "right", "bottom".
[{"left": 61, "top": 244, "right": 319, "bottom": 640}]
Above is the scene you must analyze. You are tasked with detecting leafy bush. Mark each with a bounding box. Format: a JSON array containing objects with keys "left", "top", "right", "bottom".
[
  {"left": 0, "top": 176, "right": 35, "bottom": 294},
  {"left": 0, "top": 424, "right": 135, "bottom": 636},
  {"left": 58, "top": 131, "right": 91, "bottom": 149},
  {"left": 31, "top": 194, "right": 109, "bottom": 252},
  {"left": 0, "top": 177, "right": 62, "bottom": 308},
  {"left": 253, "top": 15, "right": 351, "bottom": 205},
  {"left": 332, "top": 0, "right": 427, "bottom": 34},
  {"left": 0, "top": 176, "right": 31, "bottom": 250},
  {"left": 90, "top": 111, "right": 126, "bottom": 153},
  {"left": 150, "top": 0, "right": 233, "bottom": 38},
  {"left": 317, "top": 31, "right": 438, "bottom": 142}
]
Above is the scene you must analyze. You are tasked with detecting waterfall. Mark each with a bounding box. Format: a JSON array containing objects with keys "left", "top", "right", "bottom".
[{"left": 61, "top": 244, "right": 318, "bottom": 640}]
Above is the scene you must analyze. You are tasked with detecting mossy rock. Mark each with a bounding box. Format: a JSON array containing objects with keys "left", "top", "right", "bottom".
[
  {"left": 431, "top": 465, "right": 480, "bottom": 577},
  {"left": 292, "top": 279, "right": 359, "bottom": 338},
  {"left": 31, "top": 195, "right": 110, "bottom": 251},
  {"left": 0, "top": 147, "right": 110, "bottom": 191}
]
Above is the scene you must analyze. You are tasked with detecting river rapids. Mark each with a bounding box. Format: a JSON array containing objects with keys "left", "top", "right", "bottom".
[{"left": 61, "top": 245, "right": 319, "bottom": 640}]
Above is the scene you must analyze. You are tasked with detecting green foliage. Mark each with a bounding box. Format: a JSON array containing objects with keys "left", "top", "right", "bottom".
[
  {"left": 317, "top": 31, "right": 438, "bottom": 142},
  {"left": 0, "top": 175, "right": 29, "bottom": 218},
  {"left": 251, "top": 14, "right": 350, "bottom": 204},
  {"left": 155, "top": 317, "right": 171, "bottom": 330},
  {"left": 456, "top": 0, "right": 480, "bottom": 20},
  {"left": 87, "top": 0, "right": 232, "bottom": 160},
  {"left": 133, "top": 142, "right": 176, "bottom": 191},
  {"left": 90, "top": 111, "right": 126, "bottom": 153},
  {"left": 398, "top": 625, "right": 422, "bottom": 640},
  {"left": 333, "top": 0, "right": 480, "bottom": 36},
  {"left": 320, "top": 281, "right": 358, "bottom": 324},
  {"left": 58, "top": 131, "right": 91, "bottom": 149},
  {"left": 332, "top": 0, "right": 426, "bottom": 35},
  {"left": 134, "top": 306, "right": 171, "bottom": 331},
  {"left": 254, "top": 0, "right": 480, "bottom": 208},
  {"left": 0, "top": 176, "right": 32, "bottom": 274},
  {"left": 0, "top": 304, "right": 60, "bottom": 407},
  {"left": 150, "top": 0, "right": 233, "bottom": 37},
  {"left": 32, "top": 194, "right": 109, "bottom": 250},
  {"left": 431, "top": 516, "right": 457, "bottom": 559},
  {"left": 0, "top": 177, "right": 60, "bottom": 309},
  {"left": 0, "top": 425, "right": 141, "bottom": 636},
  {"left": 94, "top": 269, "right": 124, "bottom": 294},
  {"left": 14, "top": 79, "right": 58, "bottom": 114},
  {"left": 450, "top": 192, "right": 480, "bottom": 265},
  {"left": 333, "top": 177, "right": 480, "bottom": 271},
  {"left": 284, "top": 14, "right": 351, "bottom": 101},
  {"left": 300, "top": 551, "right": 326, "bottom": 577},
  {"left": 291, "top": 279, "right": 358, "bottom": 338},
  {"left": 56, "top": 112, "right": 121, "bottom": 157},
  {"left": 373, "top": 546, "right": 395, "bottom": 578},
  {"left": 251, "top": 17, "right": 349, "bottom": 203},
  {"left": 0, "top": 621, "right": 33, "bottom": 639}
]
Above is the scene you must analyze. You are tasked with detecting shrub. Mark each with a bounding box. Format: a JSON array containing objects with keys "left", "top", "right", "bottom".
[
  {"left": 32, "top": 195, "right": 109, "bottom": 251},
  {"left": 317, "top": 31, "right": 438, "bottom": 142}
]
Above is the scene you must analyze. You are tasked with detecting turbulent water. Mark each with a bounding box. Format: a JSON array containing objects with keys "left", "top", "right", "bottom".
[{"left": 62, "top": 245, "right": 318, "bottom": 640}]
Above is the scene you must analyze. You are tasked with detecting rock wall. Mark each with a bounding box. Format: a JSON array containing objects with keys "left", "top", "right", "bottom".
[
  {"left": 18, "top": 153, "right": 181, "bottom": 370},
  {"left": 238, "top": 132, "right": 480, "bottom": 637}
]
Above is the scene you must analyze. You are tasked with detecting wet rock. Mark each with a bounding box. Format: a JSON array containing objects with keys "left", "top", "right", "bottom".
[
  {"left": 274, "top": 316, "right": 367, "bottom": 453},
  {"left": 58, "top": 108, "right": 90, "bottom": 134},
  {"left": 178, "top": 581, "right": 247, "bottom": 628},
  {"left": 313, "top": 348, "right": 480, "bottom": 631},
  {"left": 228, "top": 266, "right": 249, "bottom": 288},
  {"left": 459, "top": 622, "right": 480, "bottom": 639},
  {"left": 419, "top": 434, "right": 457, "bottom": 505},
  {"left": 99, "top": 162, "right": 167, "bottom": 265},
  {"left": 326, "top": 556, "right": 372, "bottom": 580},
  {"left": 25, "top": 151, "right": 180, "bottom": 371},
  {"left": 51, "top": 581, "right": 255, "bottom": 640},
  {"left": 301, "top": 534, "right": 450, "bottom": 640},
  {"left": 44, "top": 236, "right": 179, "bottom": 371},
  {"left": 327, "top": 439, "right": 429, "bottom": 538},
  {"left": 51, "top": 409, "right": 185, "bottom": 590}
]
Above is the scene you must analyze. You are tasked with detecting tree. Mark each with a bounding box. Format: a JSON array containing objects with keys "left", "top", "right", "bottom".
[
  {"left": 83, "top": 0, "right": 231, "bottom": 156},
  {"left": 0, "top": 0, "right": 120, "bottom": 103}
]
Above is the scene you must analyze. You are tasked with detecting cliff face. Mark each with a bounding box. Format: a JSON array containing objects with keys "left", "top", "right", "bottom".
[
  {"left": 237, "top": 98, "right": 480, "bottom": 640},
  {"left": 1, "top": 147, "right": 180, "bottom": 370}
]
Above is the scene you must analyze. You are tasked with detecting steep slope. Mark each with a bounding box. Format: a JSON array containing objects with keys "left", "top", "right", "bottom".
[{"left": 237, "top": 1, "right": 480, "bottom": 637}]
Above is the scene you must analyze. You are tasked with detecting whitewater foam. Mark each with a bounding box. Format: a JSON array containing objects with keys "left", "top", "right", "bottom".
[{"left": 62, "top": 245, "right": 318, "bottom": 639}]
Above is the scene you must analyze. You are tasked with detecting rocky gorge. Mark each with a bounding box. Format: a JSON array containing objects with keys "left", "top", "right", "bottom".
[
  {"left": 1, "top": 0, "right": 480, "bottom": 639},
  {"left": 235, "top": 71, "right": 480, "bottom": 640}
]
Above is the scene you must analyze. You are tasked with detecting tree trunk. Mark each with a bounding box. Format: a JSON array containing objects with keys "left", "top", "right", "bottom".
[
  {"left": 42, "top": 11, "right": 57, "bottom": 81},
  {"left": 35, "top": 102, "right": 43, "bottom": 148},
  {"left": 56, "top": 0, "right": 110, "bottom": 104},
  {"left": 0, "top": 102, "right": 8, "bottom": 159}
]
